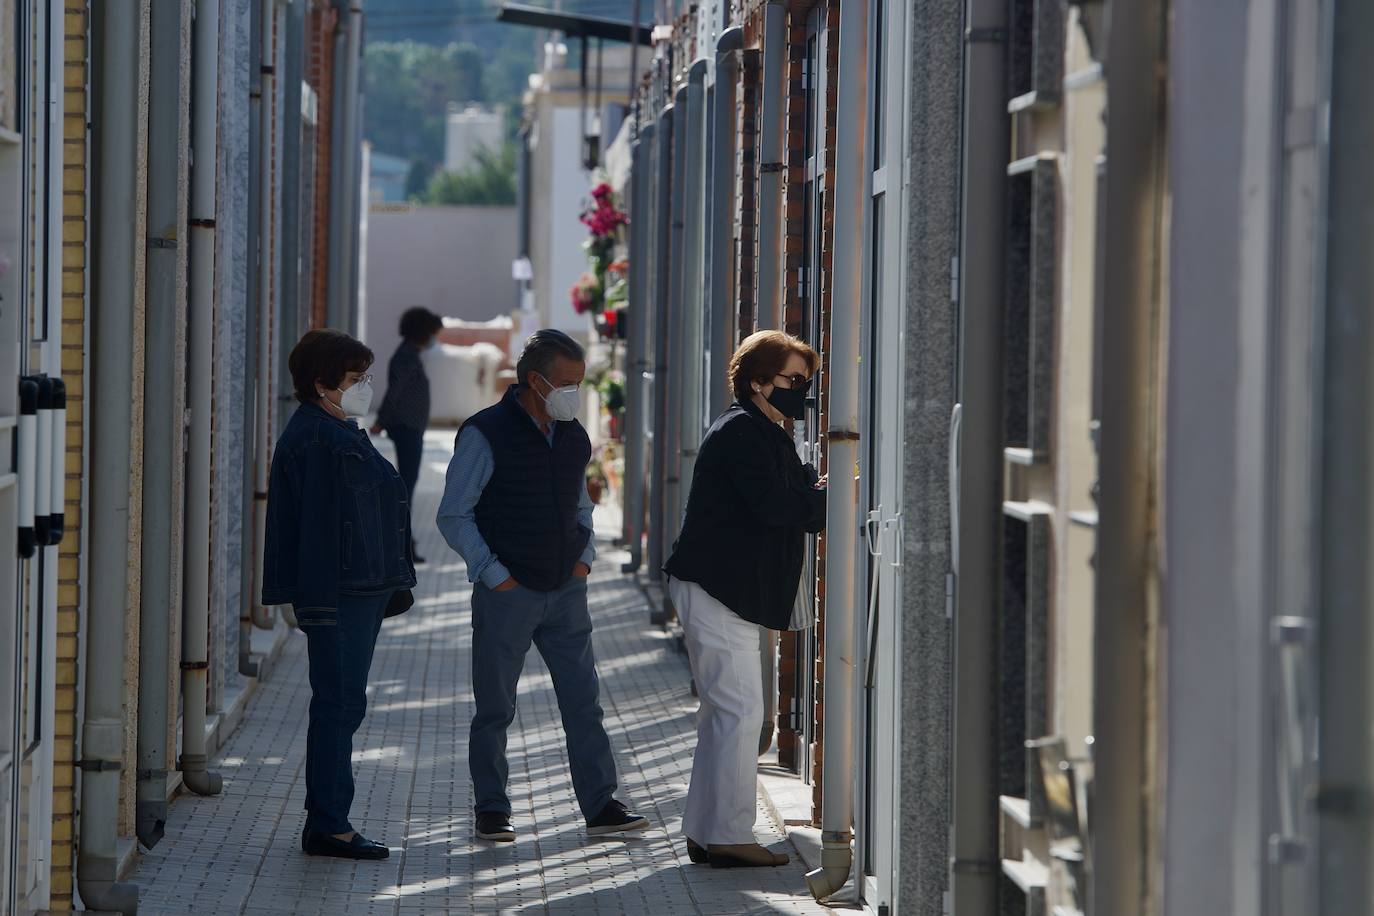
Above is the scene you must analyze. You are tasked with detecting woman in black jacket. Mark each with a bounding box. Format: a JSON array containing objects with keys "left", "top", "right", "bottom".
[
  {"left": 263, "top": 329, "right": 417, "bottom": 861},
  {"left": 664, "top": 330, "right": 827, "bottom": 869}
]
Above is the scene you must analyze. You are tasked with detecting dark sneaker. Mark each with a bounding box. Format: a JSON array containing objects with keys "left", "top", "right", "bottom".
[
  {"left": 586, "top": 800, "right": 649, "bottom": 836},
  {"left": 301, "top": 829, "right": 390, "bottom": 860},
  {"left": 476, "top": 811, "right": 516, "bottom": 842}
]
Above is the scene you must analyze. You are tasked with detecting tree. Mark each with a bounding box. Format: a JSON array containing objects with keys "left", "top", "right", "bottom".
[
  {"left": 424, "top": 143, "right": 518, "bottom": 206},
  {"left": 363, "top": 41, "right": 487, "bottom": 166}
]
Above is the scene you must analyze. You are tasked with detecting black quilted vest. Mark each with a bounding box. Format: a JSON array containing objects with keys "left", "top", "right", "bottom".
[{"left": 462, "top": 385, "right": 592, "bottom": 592}]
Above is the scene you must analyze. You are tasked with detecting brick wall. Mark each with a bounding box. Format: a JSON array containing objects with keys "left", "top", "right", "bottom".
[
  {"left": 734, "top": 39, "right": 760, "bottom": 340},
  {"left": 809, "top": 0, "right": 838, "bottom": 825},
  {"left": 52, "top": 2, "right": 89, "bottom": 905},
  {"left": 305, "top": 2, "right": 335, "bottom": 329}
]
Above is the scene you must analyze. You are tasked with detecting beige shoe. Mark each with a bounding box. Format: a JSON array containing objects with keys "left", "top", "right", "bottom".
[{"left": 707, "top": 843, "right": 790, "bottom": 868}]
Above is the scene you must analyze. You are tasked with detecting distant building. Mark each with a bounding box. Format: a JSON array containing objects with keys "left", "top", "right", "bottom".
[
  {"left": 369, "top": 149, "right": 410, "bottom": 203},
  {"left": 444, "top": 103, "right": 505, "bottom": 173}
]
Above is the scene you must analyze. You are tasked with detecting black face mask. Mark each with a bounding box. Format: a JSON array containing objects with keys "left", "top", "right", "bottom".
[{"left": 766, "top": 379, "right": 810, "bottom": 420}]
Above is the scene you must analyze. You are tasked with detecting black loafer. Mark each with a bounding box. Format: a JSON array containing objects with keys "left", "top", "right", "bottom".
[
  {"left": 476, "top": 812, "right": 516, "bottom": 842},
  {"left": 586, "top": 799, "right": 649, "bottom": 836},
  {"left": 685, "top": 839, "right": 710, "bottom": 865},
  {"left": 302, "top": 829, "right": 390, "bottom": 860}
]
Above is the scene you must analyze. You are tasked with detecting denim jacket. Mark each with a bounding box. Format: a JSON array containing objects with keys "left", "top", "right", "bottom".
[{"left": 262, "top": 401, "right": 417, "bottom": 617}]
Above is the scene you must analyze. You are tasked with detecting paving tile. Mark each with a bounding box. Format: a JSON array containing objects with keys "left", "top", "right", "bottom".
[{"left": 128, "top": 432, "right": 848, "bottom": 915}]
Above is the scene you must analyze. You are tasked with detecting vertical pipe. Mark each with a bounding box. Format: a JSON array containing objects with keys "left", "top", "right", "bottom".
[
  {"left": 804, "top": 0, "right": 867, "bottom": 900},
  {"left": 182, "top": 0, "right": 225, "bottom": 799},
  {"left": 327, "top": 0, "right": 361, "bottom": 331},
  {"left": 1316, "top": 0, "right": 1374, "bottom": 910},
  {"left": 948, "top": 0, "right": 1008, "bottom": 911},
  {"left": 278, "top": 0, "right": 305, "bottom": 437},
  {"left": 80, "top": 2, "right": 144, "bottom": 911},
  {"left": 756, "top": 0, "right": 787, "bottom": 331},
  {"left": 250, "top": 0, "right": 278, "bottom": 632},
  {"left": 1090, "top": 0, "right": 1167, "bottom": 908},
  {"left": 664, "top": 88, "right": 688, "bottom": 568},
  {"left": 709, "top": 28, "right": 743, "bottom": 417},
  {"left": 646, "top": 102, "right": 674, "bottom": 603},
  {"left": 137, "top": 0, "right": 190, "bottom": 851},
  {"left": 679, "top": 62, "right": 708, "bottom": 498},
  {"left": 240, "top": 0, "right": 265, "bottom": 658},
  {"left": 620, "top": 127, "right": 651, "bottom": 573}
]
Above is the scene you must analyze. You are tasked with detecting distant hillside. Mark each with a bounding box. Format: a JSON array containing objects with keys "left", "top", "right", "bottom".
[{"left": 364, "top": 0, "right": 640, "bottom": 198}]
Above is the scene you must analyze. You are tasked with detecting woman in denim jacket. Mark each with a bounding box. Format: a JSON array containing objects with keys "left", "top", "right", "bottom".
[{"left": 262, "top": 329, "right": 417, "bottom": 860}]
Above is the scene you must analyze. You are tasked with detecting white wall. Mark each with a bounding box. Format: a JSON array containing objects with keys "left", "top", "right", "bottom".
[
  {"left": 444, "top": 106, "right": 505, "bottom": 173},
  {"left": 548, "top": 107, "right": 592, "bottom": 333},
  {"left": 363, "top": 204, "right": 517, "bottom": 403}
]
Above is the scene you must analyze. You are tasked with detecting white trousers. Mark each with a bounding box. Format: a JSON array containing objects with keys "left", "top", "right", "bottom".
[{"left": 668, "top": 576, "right": 763, "bottom": 845}]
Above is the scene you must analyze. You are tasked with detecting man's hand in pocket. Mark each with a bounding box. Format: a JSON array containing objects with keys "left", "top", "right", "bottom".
[
  {"left": 573, "top": 562, "right": 591, "bottom": 578},
  {"left": 493, "top": 577, "right": 520, "bottom": 592}
]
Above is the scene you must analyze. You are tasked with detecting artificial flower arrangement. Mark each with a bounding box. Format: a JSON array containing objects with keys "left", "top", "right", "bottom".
[
  {"left": 575, "top": 183, "right": 630, "bottom": 337},
  {"left": 569, "top": 270, "right": 602, "bottom": 316}
]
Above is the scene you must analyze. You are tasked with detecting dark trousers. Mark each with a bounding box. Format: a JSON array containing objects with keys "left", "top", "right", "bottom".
[
  {"left": 387, "top": 425, "right": 425, "bottom": 505},
  {"left": 302, "top": 590, "right": 389, "bottom": 835},
  {"left": 470, "top": 577, "right": 617, "bottom": 820}
]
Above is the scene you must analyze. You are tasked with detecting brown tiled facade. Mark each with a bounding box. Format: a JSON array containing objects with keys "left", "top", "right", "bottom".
[{"left": 52, "top": 3, "right": 89, "bottom": 906}]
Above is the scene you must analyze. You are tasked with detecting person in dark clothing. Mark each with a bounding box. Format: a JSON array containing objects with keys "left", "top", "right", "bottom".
[
  {"left": 664, "top": 330, "right": 827, "bottom": 869},
  {"left": 263, "top": 329, "right": 417, "bottom": 861},
  {"left": 372, "top": 306, "right": 444, "bottom": 563},
  {"left": 436, "top": 329, "right": 649, "bottom": 845}
]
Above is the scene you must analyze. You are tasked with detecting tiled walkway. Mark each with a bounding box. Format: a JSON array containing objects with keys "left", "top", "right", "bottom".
[{"left": 128, "top": 432, "right": 841, "bottom": 915}]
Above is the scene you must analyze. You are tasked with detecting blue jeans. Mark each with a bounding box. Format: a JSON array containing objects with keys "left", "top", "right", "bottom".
[
  {"left": 301, "top": 590, "right": 389, "bottom": 836},
  {"left": 470, "top": 577, "right": 617, "bottom": 820},
  {"left": 387, "top": 425, "right": 425, "bottom": 506}
]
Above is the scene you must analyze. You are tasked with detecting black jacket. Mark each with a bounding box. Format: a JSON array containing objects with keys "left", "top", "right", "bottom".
[
  {"left": 461, "top": 385, "right": 593, "bottom": 592},
  {"left": 376, "top": 341, "right": 430, "bottom": 433},
  {"left": 262, "top": 402, "right": 417, "bottom": 614},
  {"left": 664, "top": 400, "right": 827, "bottom": 630}
]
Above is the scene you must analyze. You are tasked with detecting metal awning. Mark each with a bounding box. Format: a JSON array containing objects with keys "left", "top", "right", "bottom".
[{"left": 496, "top": 3, "right": 653, "bottom": 45}]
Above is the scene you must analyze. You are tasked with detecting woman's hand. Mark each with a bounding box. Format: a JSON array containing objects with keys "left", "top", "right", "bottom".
[
  {"left": 493, "top": 577, "right": 520, "bottom": 592},
  {"left": 369, "top": 422, "right": 383, "bottom": 436},
  {"left": 814, "top": 474, "right": 828, "bottom": 490}
]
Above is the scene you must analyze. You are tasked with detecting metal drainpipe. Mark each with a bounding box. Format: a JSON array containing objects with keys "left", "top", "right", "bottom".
[
  {"left": 1090, "top": 0, "right": 1166, "bottom": 908},
  {"left": 663, "top": 87, "right": 688, "bottom": 580},
  {"left": 80, "top": 3, "right": 143, "bottom": 912},
  {"left": 240, "top": 0, "right": 266, "bottom": 656},
  {"left": 679, "top": 62, "right": 708, "bottom": 498},
  {"left": 708, "top": 28, "right": 742, "bottom": 417},
  {"left": 804, "top": 0, "right": 867, "bottom": 901},
  {"left": 249, "top": 0, "right": 279, "bottom": 632},
  {"left": 135, "top": 0, "right": 189, "bottom": 851},
  {"left": 181, "top": 0, "right": 226, "bottom": 799},
  {"left": 327, "top": 0, "right": 362, "bottom": 331},
  {"left": 756, "top": 0, "right": 787, "bottom": 331},
  {"left": 277, "top": 0, "right": 304, "bottom": 437},
  {"left": 645, "top": 101, "right": 674, "bottom": 605},
  {"left": 620, "top": 125, "right": 651, "bottom": 574},
  {"left": 947, "top": 0, "right": 1009, "bottom": 909}
]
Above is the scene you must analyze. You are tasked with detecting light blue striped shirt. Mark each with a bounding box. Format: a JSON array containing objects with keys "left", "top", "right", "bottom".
[{"left": 436, "top": 421, "right": 597, "bottom": 588}]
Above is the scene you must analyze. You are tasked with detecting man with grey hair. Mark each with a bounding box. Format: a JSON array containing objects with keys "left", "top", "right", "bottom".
[{"left": 437, "top": 329, "right": 648, "bottom": 843}]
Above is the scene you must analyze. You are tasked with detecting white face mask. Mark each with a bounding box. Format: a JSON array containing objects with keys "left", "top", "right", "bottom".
[
  {"left": 534, "top": 373, "right": 580, "bottom": 422},
  {"left": 337, "top": 379, "right": 374, "bottom": 418}
]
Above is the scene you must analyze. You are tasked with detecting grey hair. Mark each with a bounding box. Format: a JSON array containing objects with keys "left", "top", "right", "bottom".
[{"left": 516, "top": 329, "right": 586, "bottom": 384}]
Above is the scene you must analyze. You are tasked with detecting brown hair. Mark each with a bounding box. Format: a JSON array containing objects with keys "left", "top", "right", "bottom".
[
  {"left": 289, "top": 329, "right": 374, "bottom": 403},
  {"left": 727, "top": 330, "right": 820, "bottom": 402}
]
